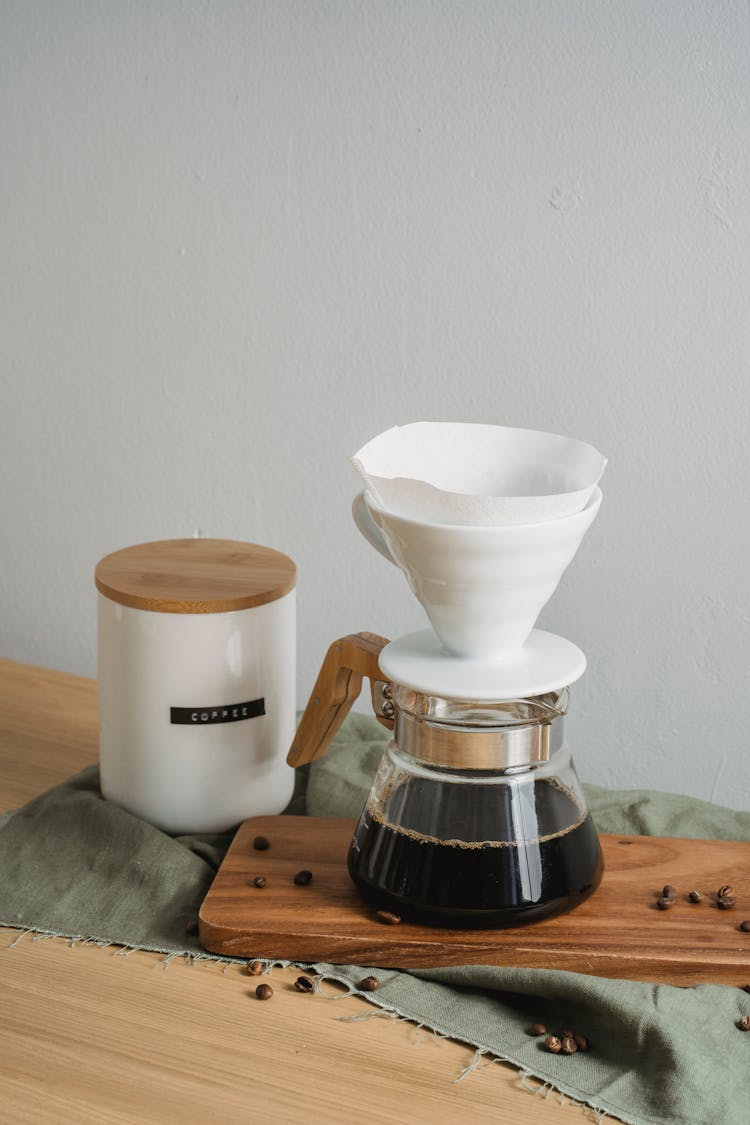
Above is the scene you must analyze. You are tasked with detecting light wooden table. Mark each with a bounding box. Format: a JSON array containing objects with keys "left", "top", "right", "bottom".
[{"left": 0, "top": 659, "right": 620, "bottom": 1124}]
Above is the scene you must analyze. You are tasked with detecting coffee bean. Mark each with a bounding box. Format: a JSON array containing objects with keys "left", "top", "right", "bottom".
[
  {"left": 529, "top": 1023, "right": 547, "bottom": 1036},
  {"left": 561, "top": 1036, "right": 578, "bottom": 1055},
  {"left": 574, "top": 1034, "right": 590, "bottom": 1051},
  {"left": 255, "top": 983, "right": 273, "bottom": 1000},
  {"left": 737, "top": 1015, "right": 750, "bottom": 1031},
  {"left": 544, "top": 1035, "right": 561, "bottom": 1054},
  {"left": 662, "top": 885, "right": 677, "bottom": 900},
  {"left": 358, "top": 976, "right": 380, "bottom": 992},
  {"left": 688, "top": 890, "right": 703, "bottom": 903},
  {"left": 185, "top": 919, "right": 199, "bottom": 936},
  {"left": 294, "top": 976, "right": 314, "bottom": 992},
  {"left": 375, "top": 910, "right": 401, "bottom": 925},
  {"left": 561, "top": 1028, "right": 575, "bottom": 1039},
  {"left": 718, "top": 885, "right": 735, "bottom": 899},
  {"left": 294, "top": 870, "right": 313, "bottom": 886},
  {"left": 253, "top": 836, "right": 270, "bottom": 851},
  {"left": 247, "top": 960, "right": 264, "bottom": 976},
  {"left": 253, "top": 875, "right": 267, "bottom": 888},
  {"left": 739, "top": 921, "right": 750, "bottom": 933},
  {"left": 656, "top": 896, "right": 674, "bottom": 910}
]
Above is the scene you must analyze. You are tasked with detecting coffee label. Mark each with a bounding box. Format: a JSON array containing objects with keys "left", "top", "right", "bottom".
[{"left": 170, "top": 698, "right": 265, "bottom": 725}]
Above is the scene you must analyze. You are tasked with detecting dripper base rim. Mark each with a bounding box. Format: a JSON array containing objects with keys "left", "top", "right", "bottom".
[{"left": 378, "top": 628, "right": 586, "bottom": 701}]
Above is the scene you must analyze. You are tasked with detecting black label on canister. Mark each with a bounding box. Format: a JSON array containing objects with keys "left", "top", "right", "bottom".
[{"left": 170, "top": 699, "right": 266, "bottom": 725}]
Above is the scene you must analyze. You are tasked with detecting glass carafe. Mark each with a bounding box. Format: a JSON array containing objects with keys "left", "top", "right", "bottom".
[
  {"left": 347, "top": 687, "right": 602, "bottom": 927},
  {"left": 288, "top": 633, "right": 603, "bottom": 930}
]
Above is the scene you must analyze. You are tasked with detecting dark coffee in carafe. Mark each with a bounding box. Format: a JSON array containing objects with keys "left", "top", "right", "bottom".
[{"left": 348, "top": 775, "right": 603, "bottom": 928}]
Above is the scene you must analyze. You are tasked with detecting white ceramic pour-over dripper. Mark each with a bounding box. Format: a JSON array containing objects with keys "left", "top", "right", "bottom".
[
  {"left": 353, "top": 487, "right": 602, "bottom": 662},
  {"left": 352, "top": 422, "right": 607, "bottom": 526}
]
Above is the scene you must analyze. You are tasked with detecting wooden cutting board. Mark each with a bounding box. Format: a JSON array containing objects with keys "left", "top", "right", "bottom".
[{"left": 199, "top": 816, "right": 750, "bottom": 986}]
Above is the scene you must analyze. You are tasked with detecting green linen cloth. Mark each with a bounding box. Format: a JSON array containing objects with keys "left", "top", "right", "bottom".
[{"left": 1, "top": 714, "right": 749, "bottom": 1125}]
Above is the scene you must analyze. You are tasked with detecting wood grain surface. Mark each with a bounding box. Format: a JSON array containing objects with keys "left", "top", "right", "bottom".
[
  {"left": 200, "top": 815, "right": 750, "bottom": 985},
  {"left": 2, "top": 932, "right": 602, "bottom": 1125},
  {"left": 94, "top": 538, "right": 296, "bottom": 613},
  {"left": 0, "top": 659, "right": 623, "bottom": 1124}
]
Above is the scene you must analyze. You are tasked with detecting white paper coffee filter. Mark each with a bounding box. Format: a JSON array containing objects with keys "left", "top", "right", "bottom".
[{"left": 352, "top": 422, "right": 607, "bottom": 526}]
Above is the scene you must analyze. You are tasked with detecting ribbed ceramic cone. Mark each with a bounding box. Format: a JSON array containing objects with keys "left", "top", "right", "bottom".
[{"left": 354, "top": 487, "right": 602, "bottom": 661}]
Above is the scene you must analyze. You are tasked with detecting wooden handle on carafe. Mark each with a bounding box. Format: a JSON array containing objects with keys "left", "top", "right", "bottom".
[{"left": 287, "top": 632, "right": 392, "bottom": 767}]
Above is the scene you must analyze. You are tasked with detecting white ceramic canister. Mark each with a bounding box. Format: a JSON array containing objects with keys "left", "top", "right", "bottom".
[{"left": 96, "top": 538, "right": 296, "bottom": 833}]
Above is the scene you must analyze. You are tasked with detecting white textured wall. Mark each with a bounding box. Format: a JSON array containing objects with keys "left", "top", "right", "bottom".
[{"left": 1, "top": 2, "right": 748, "bottom": 808}]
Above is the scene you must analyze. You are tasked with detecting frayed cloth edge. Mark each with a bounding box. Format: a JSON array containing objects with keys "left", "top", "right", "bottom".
[
  {"left": 1, "top": 923, "right": 266, "bottom": 966},
  {"left": 312, "top": 965, "right": 652, "bottom": 1125}
]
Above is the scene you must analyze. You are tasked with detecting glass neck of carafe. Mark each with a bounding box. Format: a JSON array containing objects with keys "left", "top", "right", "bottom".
[{"left": 389, "top": 684, "right": 569, "bottom": 772}]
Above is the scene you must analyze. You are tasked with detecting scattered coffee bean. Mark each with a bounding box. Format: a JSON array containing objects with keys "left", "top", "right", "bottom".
[
  {"left": 253, "top": 835, "right": 270, "bottom": 851},
  {"left": 185, "top": 919, "right": 199, "bottom": 936},
  {"left": 376, "top": 910, "right": 402, "bottom": 925},
  {"left": 737, "top": 1015, "right": 750, "bottom": 1032},
  {"left": 718, "top": 885, "right": 735, "bottom": 899},
  {"left": 656, "top": 896, "right": 674, "bottom": 910},
  {"left": 253, "top": 875, "right": 267, "bottom": 888},
  {"left": 739, "top": 921, "right": 750, "bottom": 933},
  {"left": 574, "top": 1034, "right": 590, "bottom": 1052},
  {"left": 560, "top": 1028, "right": 575, "bottom": 1040},
  {"left": 294, "top": 975, "right": 315, "bottom": 993},
  {"left": 358, "top": 976, "right": 380, "bottom": 992},
  {"left": 544, "top": 1035, "right": 561, "bottom": 1054},
  {"left": 662, "top": 885, "right": 677, "bottom": 900},
  {"left": 247, "top": 960, "right": 264, "bottom": 976},
  {"left": 688, "top": 890, "right": 703, "bottom": 903},
  {"left": 294, "top": 869, "right": 313, "bottom": 886},
  {"left": 529, "top": 1023, "right": 547, "bottom": 1036},
  {"left": 255, "top": 983, "right": 273, "bottom": 1000},
  {"left": 561, "top": 1036, "right": 578, "bottom": 1055},
  {"left": 717, "top": 896, "right": 736, "bottom": 909}
]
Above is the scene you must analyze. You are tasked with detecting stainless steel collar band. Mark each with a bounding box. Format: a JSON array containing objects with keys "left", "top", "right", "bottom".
[{"left": 393, "top": 709, "right": 563, "bottom": 770}]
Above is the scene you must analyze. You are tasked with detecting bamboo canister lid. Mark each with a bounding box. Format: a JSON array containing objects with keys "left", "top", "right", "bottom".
[{"left": 95, "top": 539, "right": 296, "bottom": 614}]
